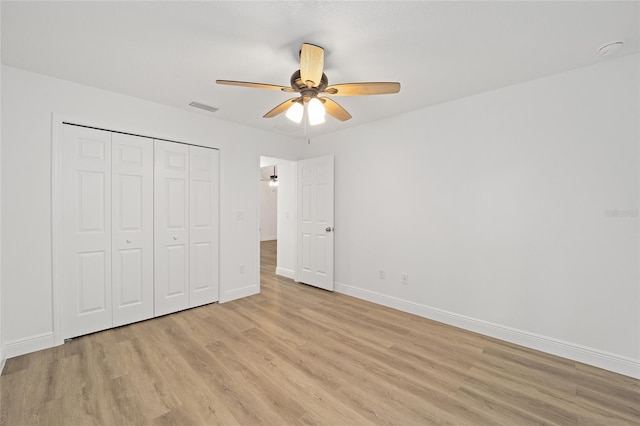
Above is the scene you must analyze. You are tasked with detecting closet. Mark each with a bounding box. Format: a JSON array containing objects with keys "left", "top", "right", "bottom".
[{"left": 59, "top": 124, "right": 219, "bottom": 339}]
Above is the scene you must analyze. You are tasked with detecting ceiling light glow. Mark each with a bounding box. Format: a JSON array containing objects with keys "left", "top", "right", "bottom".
[
  {"left": 285, "top": 101, "right": 304, "bottom": 123},
  {"left": 308, "top": 98, "right": 326, "bottom": 126}
]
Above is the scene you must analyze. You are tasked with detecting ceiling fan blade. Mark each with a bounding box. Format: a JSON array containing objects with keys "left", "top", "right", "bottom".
[
  {"left": 323, "top": 82, "right": 401, "bottom": 96},
  {"left": 300, "top": 43, "right": 324, "bottom": 88},
  {"left": 263, "top": 98, "right": 300, "bottom": 118},
  {"left": 216, "top": 80, "right": 294, "bottom": 92},
  {"left": 321, "top": 97, "right": 352, "bottom": 121}
]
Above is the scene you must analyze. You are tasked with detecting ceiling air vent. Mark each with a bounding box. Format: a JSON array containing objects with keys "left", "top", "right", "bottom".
[{"left": 189, "top": 101, "right": 219, "bottom": 113}]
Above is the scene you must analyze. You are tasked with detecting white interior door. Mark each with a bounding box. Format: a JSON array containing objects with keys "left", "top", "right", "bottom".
[
  {"left": 297, "top": 155, "right": 335, "bottom": 291},
  {"left": 189, "top": 146, "right": 220, "bottom": 307},
  {"left": 61, "top": 125, "right": 113, "bottom": 338},
  {"left": 112, "top": 133, "right": 154, "bottom": 326},
  {"left": 154, "top": 140, "right": 190, "bottom": 316}
]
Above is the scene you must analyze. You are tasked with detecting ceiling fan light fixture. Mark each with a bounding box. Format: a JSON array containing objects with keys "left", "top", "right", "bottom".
[
  {"left": 268, "top": 165, "right": 278, "bottom": 187},
  {"left": 285, "top": 101, "right": 304, "bottom": 123},
  {"left": 308, "top": 97, "right": 326, "bottom": 126}
]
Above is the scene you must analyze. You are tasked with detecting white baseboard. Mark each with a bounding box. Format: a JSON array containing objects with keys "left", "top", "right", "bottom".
[
  {"left": 220, "top": 284, "right": 259, "bottom": 303},
  {"left": 5, "top": 332, "right": 56, "bottom": 359},
  {"left": 335, "top": 281, "right": 640, "bottom": 379},
  {"left": 260, "top": 236, "right": 277, "bottom": 242},
  {"left": 0, "top": 344, "right": 6, "bottom": 374},
  {"left": 275, "top": 267, "right": 295, "bottom": 280}
]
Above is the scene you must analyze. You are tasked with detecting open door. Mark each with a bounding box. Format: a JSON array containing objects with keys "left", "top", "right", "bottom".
[{"left": 297, "top": 155, "right": 334, "bottom": 291}]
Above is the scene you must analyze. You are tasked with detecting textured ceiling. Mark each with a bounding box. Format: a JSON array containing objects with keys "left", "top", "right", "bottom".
[{"left": 2, "top": 1, "right": 638, "bottom": 139}]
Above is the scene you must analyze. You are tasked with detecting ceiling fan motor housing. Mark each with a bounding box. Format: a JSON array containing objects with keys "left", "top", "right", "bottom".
[{"left": 291, "top": 70, "right": 328, "bottom": 93}]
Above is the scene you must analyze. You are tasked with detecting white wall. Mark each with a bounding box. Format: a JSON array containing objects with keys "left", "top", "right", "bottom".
[
  {"left": 259, "top": 165, "right": 278, "bottom": 241},
  {"left": 260, "top": 156, "right": 297, "bottom": 279},
  {"left": 2, "top": 54, "right": 638, "bottom": 379},
  {"left": 1, "top": 65, "right": 302, "bottom": 357},
  {"left": 306, "top": 54, "right": 640, "bottom": 377}
]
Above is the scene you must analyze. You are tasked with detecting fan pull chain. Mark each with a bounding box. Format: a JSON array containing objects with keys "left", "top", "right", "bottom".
[{"left": 304, "top": 102, "right": 311, "bottom": 144}]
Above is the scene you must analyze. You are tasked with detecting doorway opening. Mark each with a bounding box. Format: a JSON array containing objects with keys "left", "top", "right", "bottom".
[
  {"left": 259, "top": 162, "right": 278, "bottom": 279},
  {"left": 259, "top": 156, "right": 297, "bottom": 284}
]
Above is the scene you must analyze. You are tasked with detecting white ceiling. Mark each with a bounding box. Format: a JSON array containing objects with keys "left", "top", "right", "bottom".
[{"left": 2, "top": 1, "right": 638, "bottom": 138}]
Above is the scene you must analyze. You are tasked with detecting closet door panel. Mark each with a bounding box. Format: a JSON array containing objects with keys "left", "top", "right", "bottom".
[
  {"left": 61, "top": 125, "right": 112, "bottom": 339},
  {"left": 189, "top": 146, "right": 219, "bottom": 307},
  {"left": 154, "top": 140, "right": 190, "bottom": 316},
  {"left": 112, "top": 133, "right": 154, "bottom": 326}
]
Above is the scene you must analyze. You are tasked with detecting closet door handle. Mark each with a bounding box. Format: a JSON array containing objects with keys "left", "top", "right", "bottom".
[
  {"left": 126, "top": 239, "right": 133, "bottom": 244},
  {"left": 173, "top": 235, "right": 179, "bottom": 240}
]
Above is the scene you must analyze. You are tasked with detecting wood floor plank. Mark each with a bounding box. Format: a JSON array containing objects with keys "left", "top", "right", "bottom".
[
  {"left": 1, "top": 239, "right": 639, "bottom": 425},
  {"left": 460, "top": 366, "right": 579, "bottom": 425}
]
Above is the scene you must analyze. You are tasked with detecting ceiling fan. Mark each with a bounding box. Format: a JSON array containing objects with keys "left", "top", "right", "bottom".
[
  {"left": 216, "top": 43, "right": 401, "bottom": 125},
  {"left": 260, "top": 165, "right": 278, "bottom": 187}
]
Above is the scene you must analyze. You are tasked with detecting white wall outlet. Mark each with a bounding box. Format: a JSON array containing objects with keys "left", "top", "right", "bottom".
[
  {"left": 239, "top": 264, "right": 245, "bottom": 274},
  {"left": 379, "top": 270, "right": 385, "bottom": 279},
  {"left": 236, "top": 210, "right": 245, "bottom": 221},
  {"left": 401, "top": 273, "right": 408, "bottom": 285}
]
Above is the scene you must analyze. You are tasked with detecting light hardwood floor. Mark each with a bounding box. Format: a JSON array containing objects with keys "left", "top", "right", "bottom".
[{"left": 1, "top": 240, "right": 639, "bottom": 425}]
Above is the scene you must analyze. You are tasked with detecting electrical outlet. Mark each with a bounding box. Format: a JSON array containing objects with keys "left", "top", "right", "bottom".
[
  {"left": 379, "top": 270, "right": 385, "bottom": 280},
  {"left": 401, "top": 273, "right": 409, "bottom": 285},
  {"left": 239, "top": 264, "right": 245, "bottom": 274}
]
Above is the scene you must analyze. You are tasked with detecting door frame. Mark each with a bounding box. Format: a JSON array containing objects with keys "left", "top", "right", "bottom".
[
  {"left": 257, "top": 155, "right": 299, "bottom": 285},
  {"left": 256, "top": 154, "right": 336, "bottom": 290}
]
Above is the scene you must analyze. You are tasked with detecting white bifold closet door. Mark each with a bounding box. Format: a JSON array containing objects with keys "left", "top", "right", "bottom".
[
  {"left": 154, "top": 141, "right": 219, "bottom": 316},
  {"left": 61, "top": 127, "right": 155, "bottom": 339},
  {"left": 154, "top": 141, "right": 190, "bottom": 315},
  {"left": 111, "top": 133, "right": 154, "bottom": 327},
  {"left": 188, "top": 145, "right": 220, "bottom": 308},
  {"left": 61, "top": 125, "right": 113, "bottom": 338}
]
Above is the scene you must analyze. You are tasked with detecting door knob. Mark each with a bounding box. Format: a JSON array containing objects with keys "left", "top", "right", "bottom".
[
  {"left": 173, "top": 235, "right": 179, "bottom": 240},
  {"left": 325, "top": 227, "right": 334, "bottom": 232},
  {"left": 126, "top": 239, "right": 132, "bottom": 243}
]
